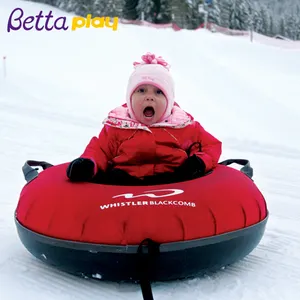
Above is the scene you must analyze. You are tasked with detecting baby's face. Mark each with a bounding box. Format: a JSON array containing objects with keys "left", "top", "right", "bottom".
[{"left": 131, "top": 84, "right": 167, "bottom": 125}]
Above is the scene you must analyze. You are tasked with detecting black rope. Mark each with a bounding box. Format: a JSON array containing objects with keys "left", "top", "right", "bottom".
[{"left": 137, "top": 238, "right": 160, "bottom": 300}]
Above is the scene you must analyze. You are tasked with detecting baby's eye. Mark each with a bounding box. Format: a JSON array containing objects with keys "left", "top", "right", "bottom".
[
  {"left": 137, "top": 88, "right": 145, "bottom": 93},
  {"left": 156, "top": 89, "right": 164, "bottom": 95}
]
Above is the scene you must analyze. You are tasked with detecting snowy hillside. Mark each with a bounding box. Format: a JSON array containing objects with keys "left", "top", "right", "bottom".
[{"left": 1, "top": 0, "right": 300, "bottom": 299}]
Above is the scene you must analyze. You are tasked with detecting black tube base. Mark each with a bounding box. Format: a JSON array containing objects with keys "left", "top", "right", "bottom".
[{"left": 15, "top": 214, "right": 268, "bottom": 282}]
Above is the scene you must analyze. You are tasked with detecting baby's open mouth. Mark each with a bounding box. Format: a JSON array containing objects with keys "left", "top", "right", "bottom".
[{"left": 143, "top": 106, "right": 155, "bottom": 118}]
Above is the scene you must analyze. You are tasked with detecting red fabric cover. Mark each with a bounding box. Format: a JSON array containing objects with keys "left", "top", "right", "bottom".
[{"left": 16, "top": 163, "right": 267, "bottom": 245}]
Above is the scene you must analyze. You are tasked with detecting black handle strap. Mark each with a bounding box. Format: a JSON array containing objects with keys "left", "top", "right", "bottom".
[
  {"left": 137, "top": 238, "right": 160, "bottom": 300},
  {"left": 219, "top": 159, "right": 253, "bottom": 179},
  {"left": 22, "top": 160, "right": 53, "bottom": 183}
]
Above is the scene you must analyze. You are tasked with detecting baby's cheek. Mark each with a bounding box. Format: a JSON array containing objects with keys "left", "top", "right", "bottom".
[
  {"left": 156, "top": 103, "right": 166, "bottom": 118},
  {"left": 132, "top": 101, "right": 143, "bottom": 115}
]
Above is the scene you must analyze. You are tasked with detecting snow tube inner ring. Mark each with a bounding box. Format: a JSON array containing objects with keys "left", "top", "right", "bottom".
[{"left": 21, "top": 158, "right": 254, "bottom": 185}]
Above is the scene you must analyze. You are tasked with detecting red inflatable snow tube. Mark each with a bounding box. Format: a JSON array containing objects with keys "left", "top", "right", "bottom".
[
  {"left": 15, "top": 158, "right": 268, "bottom": 300},
  {"left": 16, "top": 161, "right": 267, "bottom": 245}
]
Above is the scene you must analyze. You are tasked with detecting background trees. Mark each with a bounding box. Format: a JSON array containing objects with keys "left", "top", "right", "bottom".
[{"left": 28, "top": 0, "right": 300, "bottom": 40}]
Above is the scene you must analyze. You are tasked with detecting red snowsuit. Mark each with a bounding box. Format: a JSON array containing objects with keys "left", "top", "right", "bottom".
[{"left": 80, "top": 103, "right": 222, "bottom": 179}]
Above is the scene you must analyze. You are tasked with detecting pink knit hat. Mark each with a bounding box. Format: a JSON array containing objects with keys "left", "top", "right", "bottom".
[{"left": 126, "top": 53, "right": 175, "bottom": 121}]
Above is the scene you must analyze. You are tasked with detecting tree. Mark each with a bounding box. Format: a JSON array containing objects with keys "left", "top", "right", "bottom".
[
  {"left": 279, "top": 17, "right": 287, "bottom": 37},
  {"left": 219, "top": 0, "right": 232, "bottom": 28},
  {"left": 170, "top": 0, "right": 190, "bottom": 28},
  {"left": 251, "top": 2, "right": 263, "bottom": 34},
  {"left": 185, "top": 0, "right": 203, "bottom": 29},
  {"left": 285, "top": 13, "right": 298, "bottom": 40},
  {"left": 239, "top": 0, "right": 252, "bottom": 30},
  {"left": 136, "top": 0, "right": 156, "bottom": 22},
  {"left": 207, "top": 0, "right": 221, "bottom": 26},
  {"left": 93, "top": 0, "right": 107, "bottom": 16},
  {"left": 123, "top": 0, "right": 139, "bottom": 20},
  {"left": 269, "top": 16, "right": 275, "bottom": 36},
  {"left": 296, "top": 5, "right": 300, "bottom": 40},
  {"left": 260, "top": 5, "right": 271, "bottom": 36},
  {"left": 94, "top": 0, "right": 125, "bottom": 17},
  {"left": 69, "top": 0, "right": 94, "bottom": 16},
  {"left": 54, "top": 0, "right": 77, "bottom": 12},
  {"left": 156, "top": 0, "right": 172, "bottom": 24}
]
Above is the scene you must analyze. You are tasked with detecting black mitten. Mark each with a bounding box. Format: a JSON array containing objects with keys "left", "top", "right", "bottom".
[
  {"left": 66, "top": 158, "right": 95, "bottom": 182},
  {"left": 179, "top": 154, "right": 206, "bottom": 178}
]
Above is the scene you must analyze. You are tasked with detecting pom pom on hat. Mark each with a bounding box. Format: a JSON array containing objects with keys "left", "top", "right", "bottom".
[
  {"left": 126, "top": 52, "right": 175, "bottom": 121},
  {"left": 133, "top": 53, "right": 170, "bottom": 70}
]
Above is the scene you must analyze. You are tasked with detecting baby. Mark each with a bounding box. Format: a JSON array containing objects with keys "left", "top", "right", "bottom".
[{"left": 66, "top": 53, "right": 222, "bottom": 185}]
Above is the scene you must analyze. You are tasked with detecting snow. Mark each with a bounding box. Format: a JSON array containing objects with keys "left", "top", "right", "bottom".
[{"left": 1, "top": 0, "right": 300, "bottom": 299}]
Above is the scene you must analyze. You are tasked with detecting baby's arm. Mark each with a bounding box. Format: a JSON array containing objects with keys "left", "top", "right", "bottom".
[
  {"left": 191, "top": 121, "right": 222, "bottom": 172},
  {"left": 80, "top": 125, "right": 114, "bottom": 173}
]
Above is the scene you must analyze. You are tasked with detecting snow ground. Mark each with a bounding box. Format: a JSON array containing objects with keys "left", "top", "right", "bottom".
[{"left": 1, "top": 0, "right": 300, "bottom": 299}]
